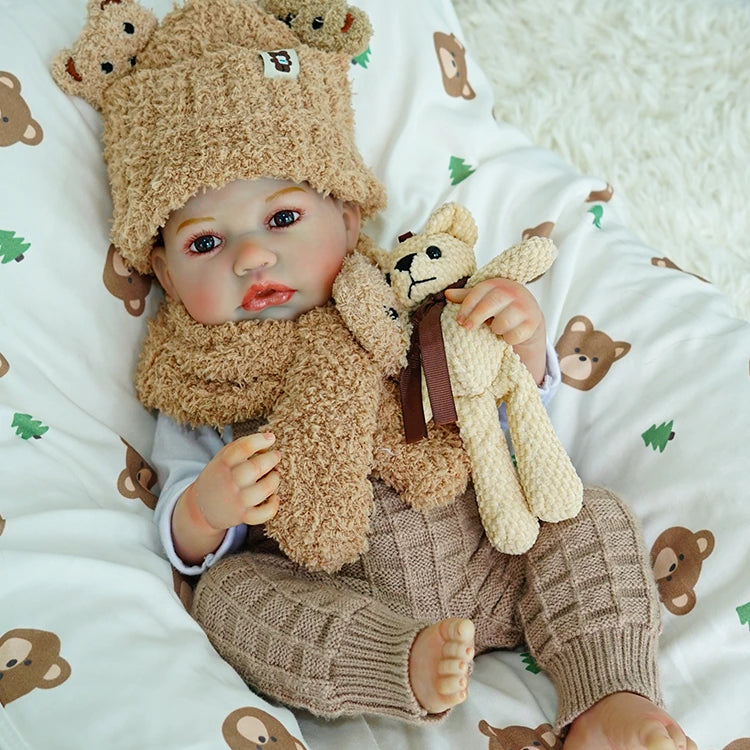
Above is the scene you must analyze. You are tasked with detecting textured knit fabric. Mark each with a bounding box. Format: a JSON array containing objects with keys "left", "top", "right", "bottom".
[
  {"left": 91, "top": 0, "right": 386, "bottom": 274},
  {"left": 191, "top": 483, "right": 662, "bottom": 730}
]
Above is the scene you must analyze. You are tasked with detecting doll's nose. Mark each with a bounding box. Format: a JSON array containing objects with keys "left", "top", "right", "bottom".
[{"left": 232, "top": 236, "right": 276, "bottom": 275}]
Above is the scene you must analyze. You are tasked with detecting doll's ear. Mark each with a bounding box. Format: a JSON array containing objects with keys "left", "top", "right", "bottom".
[
  {"left": 424, "top": 203, "right": 478, "bottom": 247},
  {"left": 150, "top": 245, "right": 178, "bottom": 301},
  {"left": 341, "top": 201, "right": 362, "bottom": 251}
]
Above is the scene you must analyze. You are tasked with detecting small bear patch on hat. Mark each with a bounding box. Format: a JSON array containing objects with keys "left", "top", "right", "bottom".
[{"left": 259, "top": 49, "right": 300, "bottom": 79}]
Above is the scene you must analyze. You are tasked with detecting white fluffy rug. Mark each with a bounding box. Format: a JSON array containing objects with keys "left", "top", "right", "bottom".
[{"left": 452, "top": 0, "right": 750, "bottom": 321}]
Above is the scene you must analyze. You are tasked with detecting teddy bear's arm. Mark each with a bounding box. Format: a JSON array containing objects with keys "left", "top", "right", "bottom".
[{"left": 469, "top": 236, "right": 557, "bottom": 287}]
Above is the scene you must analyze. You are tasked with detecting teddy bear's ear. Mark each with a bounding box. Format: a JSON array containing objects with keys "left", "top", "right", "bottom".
[
  {"left": 51, "top": 49, "right": 84, "bottom": 97},
  {"left": 357, "top": 233, "right": 393, "bottom": 272},
  {"left": 51, "top": 0, "right": 158, "bottom": 111},
  {"left": 338, "top": 6, "right": 372, "bottom": 56},
  {"left": 0, "top": 71, "right": 20, "bottom": 92},
  {"left": 424, "top": 202, "right": 478, "bottom": 247}
]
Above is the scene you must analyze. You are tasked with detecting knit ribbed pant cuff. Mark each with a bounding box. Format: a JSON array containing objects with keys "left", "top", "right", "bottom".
[
  {"left": 544, "top": 625, "right": 663, "bottom": 732},
  {"left": 334, "top": 606, "right": 444, "bottom": 723}
]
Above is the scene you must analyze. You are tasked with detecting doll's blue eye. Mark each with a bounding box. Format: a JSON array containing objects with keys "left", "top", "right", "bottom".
[
  {"left": 312, "top": 16, "right": 324, "bottom": 29},
  {"left": 123, "top": 22, "right": 135, "bottom": 34},
  {"left": 426, "top": 245, "right": 442, "bottom": 260},
  {"left": 101, "top": 61, "right": 114, "bottom": 74}
]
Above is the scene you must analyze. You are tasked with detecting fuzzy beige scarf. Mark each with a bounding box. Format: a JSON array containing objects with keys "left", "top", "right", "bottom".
[
  {"left": 136, "top": 296, "right": 299, "bottom": 429},
  {"left": 135, "top": 296, "right": 470, "bottom": 572}
]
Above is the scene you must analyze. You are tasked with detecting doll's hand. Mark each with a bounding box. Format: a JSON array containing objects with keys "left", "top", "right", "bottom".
[
  {"left": 445, "top": 277, "right": 543, "bottom": 344},
  {"left": 445, "top": 278, "right": 547, "bottom": 384},
  {"left": 563, "top": 693, "right": 697, "bottom": 750},
  {"left": 186, "top": 432, "right": 281, "bottom": 530}
]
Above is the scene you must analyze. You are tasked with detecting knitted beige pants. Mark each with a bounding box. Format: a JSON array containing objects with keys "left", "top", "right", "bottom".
[{"left": 191, "top": 484, "right": 661, "bottom": 729}]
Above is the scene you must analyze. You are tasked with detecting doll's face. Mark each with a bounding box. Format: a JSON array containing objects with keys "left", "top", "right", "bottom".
[{"left": 151, "top": 178, "right": 361, "bottom": 324}]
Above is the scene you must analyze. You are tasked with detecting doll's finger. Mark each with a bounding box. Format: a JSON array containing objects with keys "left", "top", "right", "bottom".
[
  {"left": 493, "top": 316, "right": 536, "bottom": 346},
  {"left": 443, "top": 286, "right": 469, "bottom": 303},
  {"left": 224, "top": 432, "right": 276, "bottom": 466},
  {"left": 457, "top": 288, "right": 511, "bottom": 330},
  {"left": 239, "top": 467, "right": 281, "bottom": 505},
  {"left": 443, "top": 641, "right": 474, "bottom": 661},
  {"left": 435, "top": 673, "right": 467, "bottom": 697},
  {"left": 233, "top": 450, "right": 281, "bottom": 487},
  {"left": 241, "top": 493, "right": 280, "bottom": 525}
]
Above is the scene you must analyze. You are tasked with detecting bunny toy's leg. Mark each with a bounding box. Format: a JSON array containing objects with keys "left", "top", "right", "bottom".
[
  {"left": 455, "top": 394, "right": 540, "bottom": 554},
  {"left": 504, "top": 372, "right": 583, "bottom": 523}
]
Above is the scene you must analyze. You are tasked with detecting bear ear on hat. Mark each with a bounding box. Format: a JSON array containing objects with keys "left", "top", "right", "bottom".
[
  {"left": 258, "top": 0, "right": 372, "bottom": 57},
  {"left": 51, "top": 0, "right": 158, "bottom": 111}
]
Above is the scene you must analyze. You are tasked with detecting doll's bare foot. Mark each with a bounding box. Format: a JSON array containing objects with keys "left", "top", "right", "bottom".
[
  {"left": 409, "top": 618, "right": 475, "bottom": 714},
  {"left": 563, "top": 692, "right": 697, "bottom": 750}
]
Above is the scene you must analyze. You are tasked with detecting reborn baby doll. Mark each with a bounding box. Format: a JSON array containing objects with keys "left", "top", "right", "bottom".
[{"left": 51, "top": 1, "right": 696, "bottom": 747}]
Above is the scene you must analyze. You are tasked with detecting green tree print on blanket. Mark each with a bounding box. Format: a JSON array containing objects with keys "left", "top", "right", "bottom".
[
  {"left": 12, "top": 413, "right": 49, "bottom": 440},
  {"left": 352, "top": 46, "right": 371, "bottom": 68},
  {"left": 588, "top": 204, "right": 604, "bottom": 228},
  {"left": 449, "top": 155, "right": 475, "bottom": 185},
  {"left": 642, "top": 420, "right": 675, "bottom": 452},
  {"left": 738, "top": 602, "right": 750, "bottom": 632},
  {"left": 520, "top": 650, "right": 540, "bottom": 674},
  {"left": 0, "top": 229, "right": 29, "bottom": 263}
]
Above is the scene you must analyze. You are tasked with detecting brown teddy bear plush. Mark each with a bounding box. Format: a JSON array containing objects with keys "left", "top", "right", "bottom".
[
  {"left": 365, "top": 203, "right": 583, "bottom": 553},
  {"left": 258, "top": 0, "right": 371, "bottom": 55},
  {"left": 50, "top": 0, "right": 158, "bottom": 111}
]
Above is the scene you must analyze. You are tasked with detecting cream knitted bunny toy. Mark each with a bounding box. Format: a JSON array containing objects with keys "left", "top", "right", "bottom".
[{"left": 366, "top": 202, "right": 583, "bottom": 553}]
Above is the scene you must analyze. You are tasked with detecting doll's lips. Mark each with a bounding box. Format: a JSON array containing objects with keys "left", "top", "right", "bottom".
[
  {"left": 341, "top": 12, "right": 353, "bottom": 33},
  {"left": 242, "top": 283, "right": 295, "bottom": 311}
]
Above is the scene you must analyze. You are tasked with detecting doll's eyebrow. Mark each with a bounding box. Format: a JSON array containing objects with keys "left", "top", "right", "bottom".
[
  {"left": 176, "top": 217, "right": 215, "bottom": 233},
  {"left": 265, "top": 186, "right": 306, "bottom": 203}
]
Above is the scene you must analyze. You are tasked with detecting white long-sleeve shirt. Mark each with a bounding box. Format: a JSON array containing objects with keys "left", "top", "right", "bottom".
[{"left": 152, "top": 339, "right": 562, "bottom": 575}]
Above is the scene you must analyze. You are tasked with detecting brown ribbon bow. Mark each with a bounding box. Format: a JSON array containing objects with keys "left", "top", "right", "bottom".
[{"left": 399, "top": 278, "right": 468, "bottom": 443}]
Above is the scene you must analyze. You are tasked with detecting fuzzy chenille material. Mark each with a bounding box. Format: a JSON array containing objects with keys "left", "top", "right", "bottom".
[
  {"left": 53, "top": 0, "right": 385, "bottom": 275},
  {"left": 136, "top": 250, "right": 471, "bottom": 572}
]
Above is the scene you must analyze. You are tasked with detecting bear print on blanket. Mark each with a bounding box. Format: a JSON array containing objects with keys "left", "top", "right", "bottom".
[{"left": 0, "top": 628, "right": 71, "bottom": 705}]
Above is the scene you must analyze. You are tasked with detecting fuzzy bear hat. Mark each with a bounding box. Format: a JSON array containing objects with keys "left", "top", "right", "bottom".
[{"left": 53, "top": 0, "right": 386, "bottom": 275}]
